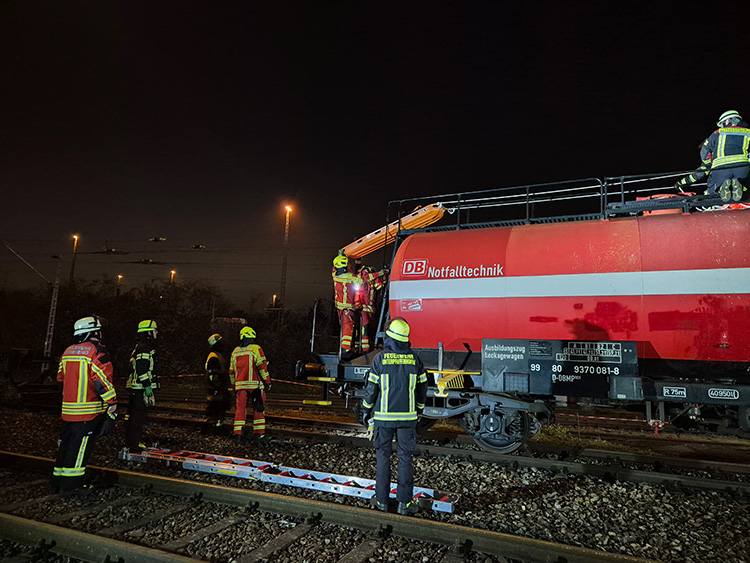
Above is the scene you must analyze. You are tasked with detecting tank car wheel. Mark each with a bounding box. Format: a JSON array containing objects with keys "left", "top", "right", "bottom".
[{"left": 462, "top": 410, "right": 532, "bottom": 454}]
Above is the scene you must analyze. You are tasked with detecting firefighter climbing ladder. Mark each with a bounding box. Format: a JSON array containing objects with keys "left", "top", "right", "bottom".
[{"left": 119, "top": 448, "right": 460, "bottom": 513}]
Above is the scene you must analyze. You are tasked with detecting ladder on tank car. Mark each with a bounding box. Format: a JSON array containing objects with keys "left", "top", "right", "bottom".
[{"left": 119, "top": 448, "right": 461, "bottom": 513}]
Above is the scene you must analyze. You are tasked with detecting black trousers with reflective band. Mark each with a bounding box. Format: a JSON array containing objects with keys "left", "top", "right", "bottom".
[
  {"left": 708, "top": 165, "right": 749, "bottom": 192},
  {"left": 125, "top": 389, "right": 149, "bottom": 448},
  {"left": 373, "top": 424, "right": 417, "bottom": 504},
  {"left": 52, "top": 418, "right": 101, "bottom": 492}
]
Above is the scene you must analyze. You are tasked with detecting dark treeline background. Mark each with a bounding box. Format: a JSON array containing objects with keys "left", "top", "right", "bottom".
[{"left": 0, "top": 278, "right": 341, "bottom": 384}]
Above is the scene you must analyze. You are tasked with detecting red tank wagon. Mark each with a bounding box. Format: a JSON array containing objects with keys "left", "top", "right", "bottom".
[
  {"left": 391, "top": 208, "right": 749, "bottom": 376},
  {"left": 299, "top": 174, "right": 750, "bottom": 452}
]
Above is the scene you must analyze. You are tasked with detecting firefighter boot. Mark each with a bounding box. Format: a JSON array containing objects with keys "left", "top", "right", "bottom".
[
  {"left": 397, "top": 500, "right": 419, "bottom": 516},
  {"left": 719, "top": 179, "right": 732, "bottom": 203},
  {"left": 732, "top": 178, "right": 745, "bottom": 202},
  {"left": 370, "top": 496, "right": 388, "bottom": 512}
]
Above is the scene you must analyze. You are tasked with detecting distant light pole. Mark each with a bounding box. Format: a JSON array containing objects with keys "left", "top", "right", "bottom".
[
  {"left": 117, "top": 274, "right": 123, "bottom": 297},
  {"left": 170, "top": 270, "right": 176, "bottom": 283},
  {"left": 69, "top": 234, "right": 79, "bottom": 285},
  {"left": 279, "top": 205, "right": 292, "bottom": 307}
]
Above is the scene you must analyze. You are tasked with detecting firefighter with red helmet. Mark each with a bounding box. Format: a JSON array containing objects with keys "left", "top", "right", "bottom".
[
  {"left": 124, "top": 319, "right": 158, "bottom": 452},
  {"left": 229, "top": 326, "right": 271, "bottom": 444},
  {"left": 699, "top": 110, "right": 750, "bottom": 202},
  {"left": 53, "top": 316, "right": 117, "bottom": 496},
  {"left": 332, "top": 254, "right": 362, "bottom": 354},
  {"left": 355, "top": 264, "right": 389, "bottom": 353}
]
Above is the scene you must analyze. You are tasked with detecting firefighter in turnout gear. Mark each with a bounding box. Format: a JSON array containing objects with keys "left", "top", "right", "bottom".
[
  {"left": 204, "top": 333, "right": 231, "bottom": 433},
  {"left": 125, "top": 319, "right": 158, "bottom": 452},
  {"left": 229, "top": 326, "right": 271, "bottom": 444},
  {"left": 332, "top": 254, "right": 362, "bottom": 355},
  {"left": 700, "top": 110, "right": 750, "bottom": 202},
  {"left": 53, "top": 316, "right": 117, "bottom": 496},
  {"left": 355, "top": 263, "right": 389, "bottom": 353},
  {"left": 362, "top": 317, "right": 428, "bottom": 515}
]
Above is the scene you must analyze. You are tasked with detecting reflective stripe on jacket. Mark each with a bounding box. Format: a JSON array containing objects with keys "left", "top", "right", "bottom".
[
  {"left": 229, "top": 344, "right": 270, "bottom": 390},
  {"left": 333, "top": 272, "right": 361, "bottom": 310},
  {"left": 362, "top": 349, "right": 427, "bottom": 427},
  {"left": 701, "top": 127, "right": 750, "bottom": 170},
  {"left": 356, "top": 267, "right": 388, "bottom": 313},
  {"left": 127, "top": 341, "right": 157, "bottom": 390},
  {"left": 57, "top": 340, "right": 116, "bottom": 422}
]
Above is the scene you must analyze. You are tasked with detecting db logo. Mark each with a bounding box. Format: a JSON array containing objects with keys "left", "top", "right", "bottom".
[{"left": 402, "top": 259, "right": 427, "bottom": 276}]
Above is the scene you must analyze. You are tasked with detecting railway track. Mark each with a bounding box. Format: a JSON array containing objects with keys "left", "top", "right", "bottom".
[
  {"left": 0, "top": 451, "right": 654, "bottom": 563},
  {"left": 9, "top": 396, "right": 750, "bottom": 486}
]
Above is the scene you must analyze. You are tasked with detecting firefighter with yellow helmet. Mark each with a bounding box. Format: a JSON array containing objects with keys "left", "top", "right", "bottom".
[
  {"left": 204, "top": 333, "right": 231, "bottom": 433},
  {"left": 362, "top": 317, "right": 428, "bottom": 515},
  {"left": 124, "top": 319, "right": 158, "bottom": 452},
  {"left": 229, "top": 326, "right": 271, "bottom": 444},
  {"left": 332, "top": 254, "right": 363, "bottom": 355}
]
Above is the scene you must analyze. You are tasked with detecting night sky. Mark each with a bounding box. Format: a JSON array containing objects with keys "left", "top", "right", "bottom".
[{"left": 2, "top": 1, "right": 750, "bottom": 309}]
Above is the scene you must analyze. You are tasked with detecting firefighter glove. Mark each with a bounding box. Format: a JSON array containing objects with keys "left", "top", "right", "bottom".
[
  {"left": 361, "top": 408, "right": 373, "bottom": 426},
  {"left": 367, "top": 418, "right": 375, "bottom": 441},
  {"left": 96, "top": 410, "right": 117, "bottom": 438},
  {"left": 143, "top": 386, "right": 155, "bottom": 407}
]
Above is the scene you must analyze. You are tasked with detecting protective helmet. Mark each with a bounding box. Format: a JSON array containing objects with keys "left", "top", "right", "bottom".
[
  {"left": 240, "top": 326, "right": 256, "bottom": 339},
  {"left": 333, "top": 255, "right": 348, "bottom": 269},
  {"left": 74, "top": 316, "right": 102, "bottom": 336},
  {"left": 208, "top": 333, "right": 222, "bottom": 347},
  {"left": 717, "top": 110, "right": 742, "bottom": 127},
  {"left": 138, "top": 319, "right": 157, "bottom": 333},
  {"left": 386, "top": 317, "right": 410, "bottom": 342}
]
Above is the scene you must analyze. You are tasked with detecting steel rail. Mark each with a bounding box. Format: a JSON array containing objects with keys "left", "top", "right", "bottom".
[
  {"left": 9, "top": 400, "right": 750, "bottom": 483},
  {"left": 0, "top": 451, "right": 655, "bottom": 563},
  {"left": 0, "top": 513, "right": 202, "bottom": 563},
  {"left": 264, "top": 429, "right": 750, "bottom": 493}
]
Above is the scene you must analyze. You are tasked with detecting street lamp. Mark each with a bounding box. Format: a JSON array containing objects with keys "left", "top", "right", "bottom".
[
  {"left": 170, "top": 270, "right": 176, "bottom": 283},
  {"left": 69, "top": 234, "right": 79, "bottom": 285},
  {"left": 279, "top": 205, "right": 292, "bottom": 306}
]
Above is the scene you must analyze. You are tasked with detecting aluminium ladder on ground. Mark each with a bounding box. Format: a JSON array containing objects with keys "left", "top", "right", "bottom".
[{"left": 119, "top": 447, "right": 460, "bottom": 513}]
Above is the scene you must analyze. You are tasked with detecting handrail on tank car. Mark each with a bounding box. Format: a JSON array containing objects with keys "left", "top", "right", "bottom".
[
  {"left": 604, "top": 170, "right": 690, "bottom": 207},
  {"left": 386, "top": 177, "right": 605, "bottom": 232}
]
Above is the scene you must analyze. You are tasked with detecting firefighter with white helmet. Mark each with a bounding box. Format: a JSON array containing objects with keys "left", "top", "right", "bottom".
[
  {"left": 229, "top": 326, "right": 271, "bottom": 444},
  {"left": 124, "top": 319, "right": 158, "bottom": 452},
  {"left": 53, "top": 316, "right": 117, "bottom": 496},
  {"left": 362, "top": 317, "right": 428, "bottom": 515},
  {"left": 204, "top": 333, "right": 231, "bottom": 433},
  {"left": 699, "top": 110, "right": 750, "bottom": 202}
]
